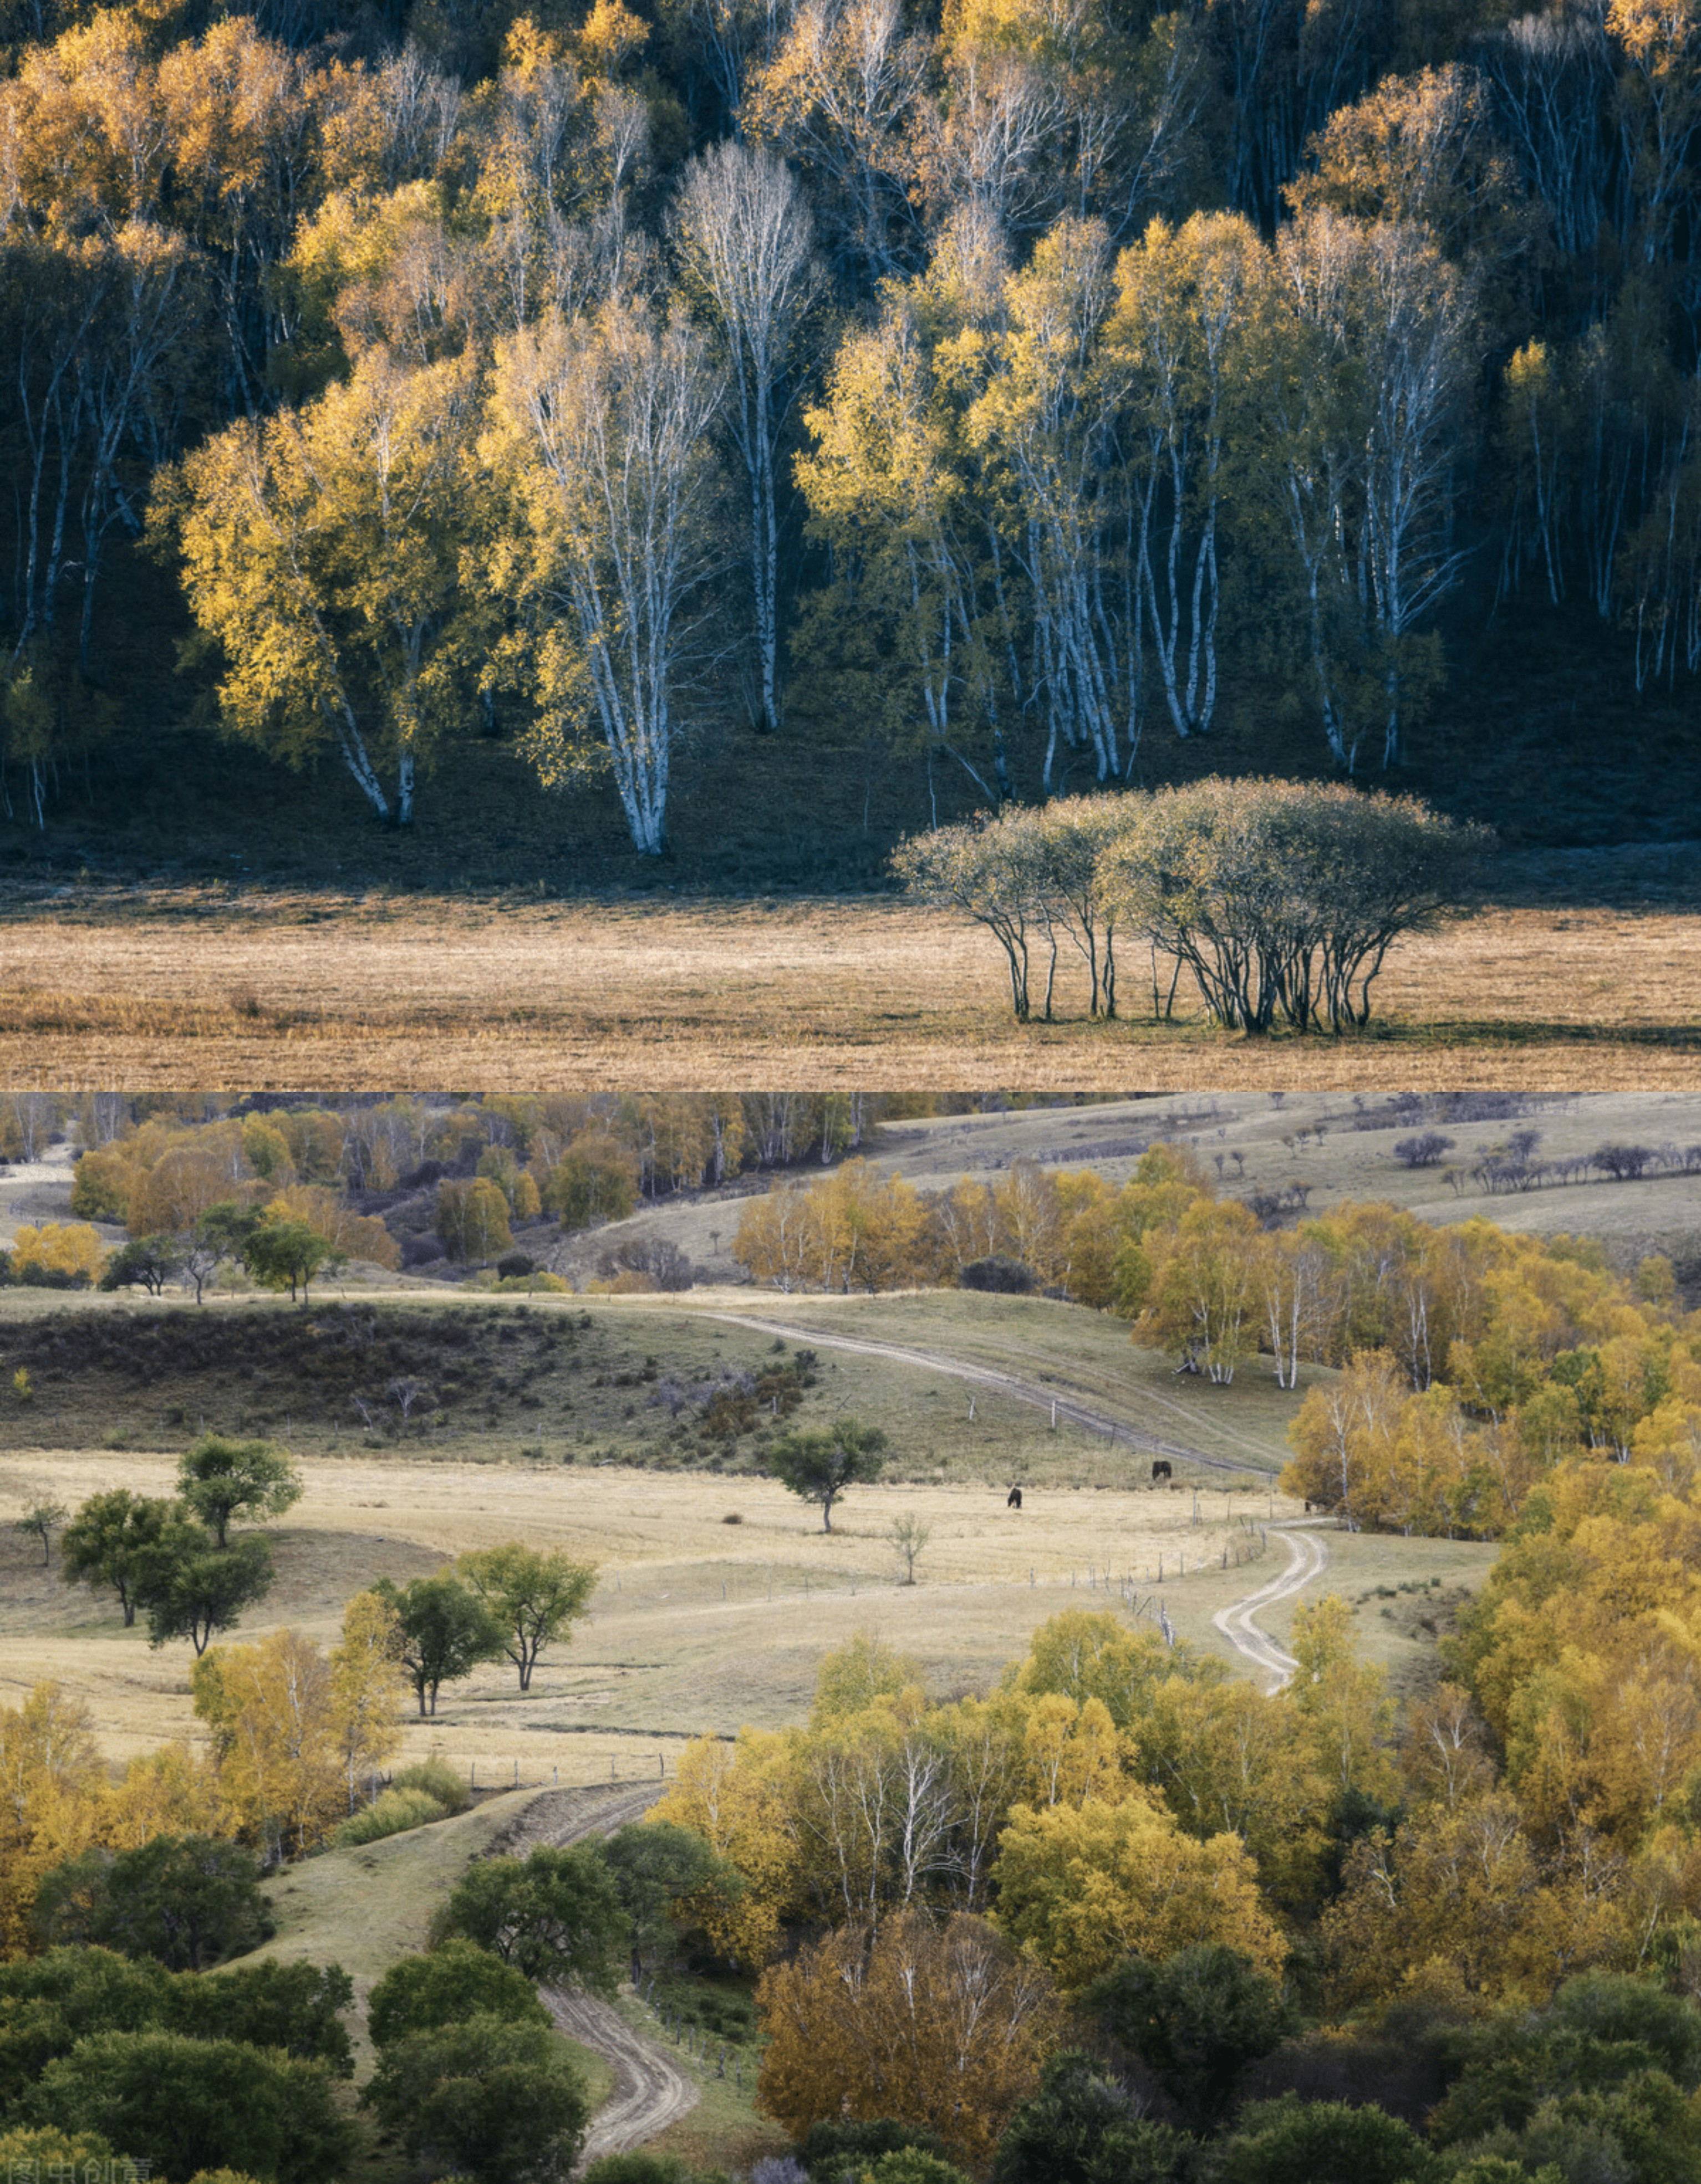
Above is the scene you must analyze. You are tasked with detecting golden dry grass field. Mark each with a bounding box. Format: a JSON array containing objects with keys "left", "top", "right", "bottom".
[
  {"left": 4, "top": 889, "right": 1699, "bottom": 1087},
  {"left": 0, "top": 1441, "right": 1491, "bottom": 1785}
]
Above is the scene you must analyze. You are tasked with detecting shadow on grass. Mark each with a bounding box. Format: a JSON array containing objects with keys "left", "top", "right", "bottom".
[{"left": 1018, "top": 1014, "right": 1701, "bottom": 1051}]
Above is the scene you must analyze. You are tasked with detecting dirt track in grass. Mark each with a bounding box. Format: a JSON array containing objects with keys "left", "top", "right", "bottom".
[{"left": 2, "top": 890, "right": 1698, "bottom": 1087}]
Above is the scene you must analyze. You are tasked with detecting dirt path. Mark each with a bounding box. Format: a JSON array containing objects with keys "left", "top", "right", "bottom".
[
  {"left": 549, "top": 1987, "right": 703, "bottom": 2167},
  {"left": 1211, "top": 1524, "right": 1332, "bottom": 1691},
  {"left": 709, "top": 1311, "right": 1273, "bottom": 1479},
  {"left": 503, "top": 1784, "right": 704, "bottom": 2167}
]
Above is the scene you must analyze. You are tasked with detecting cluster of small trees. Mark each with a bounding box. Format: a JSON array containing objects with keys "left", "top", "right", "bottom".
[
  {"left": 895, "top": 781, "right": 1488, "bottom": 1032},
  {"left": 375, "top": 1543, "right": 597, "bottom": 1714},
  {"left": 58, "top": 1436, "right": 302, "bottom": 1655},
  {"left": 1461, "top": 1134, "right": 1701, "bottom": 1195},
  {"left": 65, "top": 1092, "right": 911, "bottom": 1287}
]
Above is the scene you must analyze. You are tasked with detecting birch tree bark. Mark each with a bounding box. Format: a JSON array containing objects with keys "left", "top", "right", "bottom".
[
  {"left": 676, "top": 140, "right": 819, "bottom": 735},
  {"left": 493, "top": 298, "right": 727, "bottom": 856}
]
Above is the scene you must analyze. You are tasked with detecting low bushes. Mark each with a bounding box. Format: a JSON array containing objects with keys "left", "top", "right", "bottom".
[
  {"left": 333, "top": 1786, "right": 447, "bottom": 1847},
  {"left": 392, "top": 1757, "right": 471, "bottom": 1814}
]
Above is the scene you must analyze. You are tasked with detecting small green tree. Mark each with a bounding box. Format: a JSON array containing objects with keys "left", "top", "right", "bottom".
[
  {"left": 183, "top": 1203, "right": 258, "bottom": 1303},
  {"left": 0, "top": 1948, "right": 176, "bottom": 2111},
  {"left": 177, "top": 1436, "right": 301, "bottom": 1547},
  {"left": 137, "top": 1531, "right": 274, "bottom": 1654},
  {"left": 456, "top": 1544, "right": 597, "bottom": 1692},
  {"left": 767, "top": 1418, "right": 888, "bottom": 1531},
  {"left": 1086, "top": 1945, "right": 1291, "bottom": 2132},
  {"left": 100, "top": 1237, "right": 185, "bottom": 1296},
  {"left": 360, "top": 2013, "right": 589, "bottom": 2184},
  {"left": 600, "top": 1821, "right": 744, "bottom": 1979},
  {"left": 1210, "top": 2095, "right": 1439, "bottom": 2184},
  {"left": 167, "top": 1961, "right": 354, "bottom": 2075},
  {"left": 368, "top": 1939, "right": 551, "bottom": 2048},
  {"left": 242, "top": 1218, "right": 340, "bottom": 1301},
  {"left": 13, "top": 1499, "right": 68, "bottom": 1566},
  {"left": 374, "top": 1573, "right": 506, "bottom": 1717},
  {"left": 60, "top": 1491, "right": 179, "bottom": 1626},
  {"left": 990, "top": 2051, "right": 1195, "bottom": 2184},
  {"left": 33, "top": 1836, "right": 276, "bottom": 1971},
  {"left": 434, "top": 1846, "right": 628, "bottom": 1993}
]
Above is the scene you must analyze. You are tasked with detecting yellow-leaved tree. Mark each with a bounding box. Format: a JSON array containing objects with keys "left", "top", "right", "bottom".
[
  {"left": 11, "top": 1223, "right": 107, "bottom": 1285},
  {"left": 192, "top": 1595, "right": 406, "bottom": 1859},
  {"left": 650, "top": 1728, "right": 800, "bottom": 1963},
  {"left": 0, "top": 1683, "right": 222, "bottom": 1958},
  {"left": 156, "top": 348, "right": 483, "bottom": 826},
  {"left": 989, "top": 1791, "right": 1286, "bottom": 1991}
]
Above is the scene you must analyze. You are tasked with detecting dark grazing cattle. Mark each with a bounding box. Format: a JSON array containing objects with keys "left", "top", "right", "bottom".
[
  {"left": 1007, "top": 1485, "right": 1023, "bottom": 1509},
  {"left": 1151, "top": 1460, "right": 1173, "bottom": 1484}
]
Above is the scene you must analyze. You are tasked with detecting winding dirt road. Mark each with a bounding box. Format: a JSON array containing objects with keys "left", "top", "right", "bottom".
[
  {"left": 1211, "top": 1523, "right": 1332, "bottom": 1691},
  {"left": 709, "top": 1311, "right": 1274, "bottom": 1478},
  {"left": 493, "top": 1784, "right": 704, "bottom": 2167},
  {"left": 549, "top": 1986, "right": 702, "bottom": 2167}
]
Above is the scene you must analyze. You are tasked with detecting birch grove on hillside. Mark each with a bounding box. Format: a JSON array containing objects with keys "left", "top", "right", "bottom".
[{"left": 14, "top": 0, "right": 1701, "bottom": 828}]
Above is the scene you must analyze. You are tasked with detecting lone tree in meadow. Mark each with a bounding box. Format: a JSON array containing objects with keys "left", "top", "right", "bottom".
[
  {"left": 887, "top": 1513, "right": 932, "bottom": 1585},
  {"left": 242, "top": 1216, "right": 342, "bottom": 1301},
  {"left": 768, "top": 1418, "right": 888, "bottom": 1532},
  {"left": 456, "top": 1545, "right": 598, "bottom": 1693},
  {"left": 14, "top": 1499, "right": 68, "bottom": 1565},
  {"left": 177, "top": 1436, "right": 302, "bottom": 1547}
]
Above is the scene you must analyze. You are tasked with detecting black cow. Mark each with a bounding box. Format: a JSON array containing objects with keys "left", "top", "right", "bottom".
[
  {"left": 1007, "top": 1485, "right": 1023, "bottom": 1510},
  {"left": 1150, "top": 1460, "right": 1173, "bottom": 1484}
]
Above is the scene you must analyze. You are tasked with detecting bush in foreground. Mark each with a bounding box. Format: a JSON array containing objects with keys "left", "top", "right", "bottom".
[
  {"left": 361, "top": 2012, "right": 590, "bottom": 2184},
  {"left": 333, "top": 1785, "right": 448, "bottom": 1846},
  {"left": 28, "top": 2029, "right": 354, "bottom": 2184},
  {"left": 33, "top": 1836, "right": 274, "bottom": 1970},
  {"left": 367, "top": 1938, "right": 551, "bottom": 2048}
]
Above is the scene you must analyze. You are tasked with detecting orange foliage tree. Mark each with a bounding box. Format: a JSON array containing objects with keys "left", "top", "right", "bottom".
[{"left": 756, "top": 1910, "right": 1062, "bottom": 2171}]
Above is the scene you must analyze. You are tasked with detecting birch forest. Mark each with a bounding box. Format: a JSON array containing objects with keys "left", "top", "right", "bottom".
[{"left": 4, "top": 0, "right": 1700, "bottom": 857}]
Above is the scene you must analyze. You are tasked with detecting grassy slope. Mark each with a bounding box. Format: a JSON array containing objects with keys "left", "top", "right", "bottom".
[
  {"left": 216, "top": 1789, "right": 615, "bottom": 2184},
  {"left": 0, "top": 1284, "right": 1312, "bottom": 1482},
  {"left": 223, "top": 1781, "right": 776, "bottom": 2168}
]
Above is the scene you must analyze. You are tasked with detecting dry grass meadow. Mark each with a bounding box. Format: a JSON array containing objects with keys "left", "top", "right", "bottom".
[
  {"left": 4, "top": 888, "right": 1699, "bottom": 1087},
  {"left": 0, "top": 1282, "right": 1496, "bottom": 1781},
  {"left": 0, "top": 1438, "right": 1490, "bottom": 1787}
]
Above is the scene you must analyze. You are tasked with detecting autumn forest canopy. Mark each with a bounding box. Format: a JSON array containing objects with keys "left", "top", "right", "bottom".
[{"left": 5, "top": 0, "right": 1701, "bottom": 876}]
